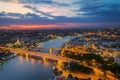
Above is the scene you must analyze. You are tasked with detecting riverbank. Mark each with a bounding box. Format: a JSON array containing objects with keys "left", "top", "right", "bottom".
[
  {"left": 0, "top": 52, "right": 16, "bottom": 64},
  {"left": 0, "top": 47, "right": 17, "bottom": 64}
]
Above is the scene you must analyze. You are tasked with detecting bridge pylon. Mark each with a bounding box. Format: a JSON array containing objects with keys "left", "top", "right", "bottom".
[
  {"left": 25, "top": 54, "right": 29, "bottom": 57},
  {"left": 43, "top": 57, "right": 46, "bottom": 62},
  {"left": 49, "top": 48, "right": 53, "bottom": 55}
]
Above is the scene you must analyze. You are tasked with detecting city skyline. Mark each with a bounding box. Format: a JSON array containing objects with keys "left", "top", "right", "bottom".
[{"left": 0, "top": 0, "right": 120, "bottom": 30}]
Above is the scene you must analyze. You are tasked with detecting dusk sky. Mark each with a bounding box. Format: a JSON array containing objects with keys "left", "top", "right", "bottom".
[{"left": 0, "top": 0, "right": 120, "bottom": 29}]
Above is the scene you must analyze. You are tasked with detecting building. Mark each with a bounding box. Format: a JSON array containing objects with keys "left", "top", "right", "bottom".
[
  {"left": 14, "top": 38, "right": 21, "bottom": 45},
  {"left": 114, "top": 55, "right": 120, "bottom": 65}
]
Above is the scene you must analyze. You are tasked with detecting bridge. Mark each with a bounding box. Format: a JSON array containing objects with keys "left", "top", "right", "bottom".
[
  {"left": 31, "top": 47, "right": 91, "bottom": 55},
  {"left": 0, "top": 47, "right": 81, "bottom": 63},
  {"left": 12, "top": 48, "right": 81, "bottom": 63}
]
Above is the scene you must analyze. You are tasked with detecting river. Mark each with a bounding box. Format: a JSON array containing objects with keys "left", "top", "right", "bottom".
[{"left": 0, "top": 36, "right": 78, "bottom": 80}]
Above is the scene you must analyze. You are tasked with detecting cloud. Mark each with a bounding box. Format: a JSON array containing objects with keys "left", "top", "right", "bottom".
[
  {"left": 23, "top": 2, "right": 83, "bottom": 17},
  {"left": 0, "top": 1, "right": 34, "bottom": 14},
  {"left": 0, "top": 0, "right": 120, "bottom": 29},
  {"left": 74, "top": 0, "right": 120, "bottom": 18},
  {"left": 52, "top": 0, "right": 79, "bottom": 4},
  {"left": 24, "top": 5, "right": 55, "bottom": 19}
]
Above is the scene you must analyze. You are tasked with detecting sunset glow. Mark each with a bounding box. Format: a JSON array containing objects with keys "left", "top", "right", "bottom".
[
  {"left": 0, "top": 0, "right": 120, "bottom": 29},
  {"left": 0, "top": 22, "right": 119, "bottom": 30}
]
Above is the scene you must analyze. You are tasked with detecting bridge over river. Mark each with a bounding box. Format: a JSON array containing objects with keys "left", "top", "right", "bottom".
[
  {"left": 9, "top": 48, "right": 80, "bottom": 63},
  {"left": 0, "top": 35, "right": 87, "bottom": 63},
  {"left": 0, "top": 36, "right": 82, "bottom": 80}
]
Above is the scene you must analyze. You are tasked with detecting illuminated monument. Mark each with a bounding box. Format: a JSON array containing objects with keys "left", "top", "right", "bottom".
[{"left": 15, "top": 38, "right": 21, "bottom": 46}]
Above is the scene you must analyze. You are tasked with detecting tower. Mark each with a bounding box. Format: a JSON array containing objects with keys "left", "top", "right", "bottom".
[{"left": 15, "top": 38, "right": 21, "bottom": 45}]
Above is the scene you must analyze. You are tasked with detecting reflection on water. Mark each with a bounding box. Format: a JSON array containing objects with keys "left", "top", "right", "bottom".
[
  {"left": 20, "top": 56, "right": 51, "bottom": 68},
  {"left": 19, "top": 56, "right": 23, "bottom": 64},
  {"left": 25, "top": 54, "right": 29, "bottom": 61},
  {"left": 0, "top": 56, "right": 53, "bottom": 80},
  {"left": 43, "top": 59, "right": 51, "bottom": 68},
  {"left": 37, "top": 59, "right": 42, "bottom": 64},
  {"left": 31, "top": 58, "right": 35, "bottom": 65}
]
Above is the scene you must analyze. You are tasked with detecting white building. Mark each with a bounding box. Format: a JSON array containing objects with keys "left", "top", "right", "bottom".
[{"left": 114, "top": 56, "right": 120, "bottom": 65}]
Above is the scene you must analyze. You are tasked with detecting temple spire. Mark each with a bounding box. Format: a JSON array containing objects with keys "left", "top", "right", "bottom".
[{"left": 15, "top": 38, "right": 21, "bottom": 45}]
